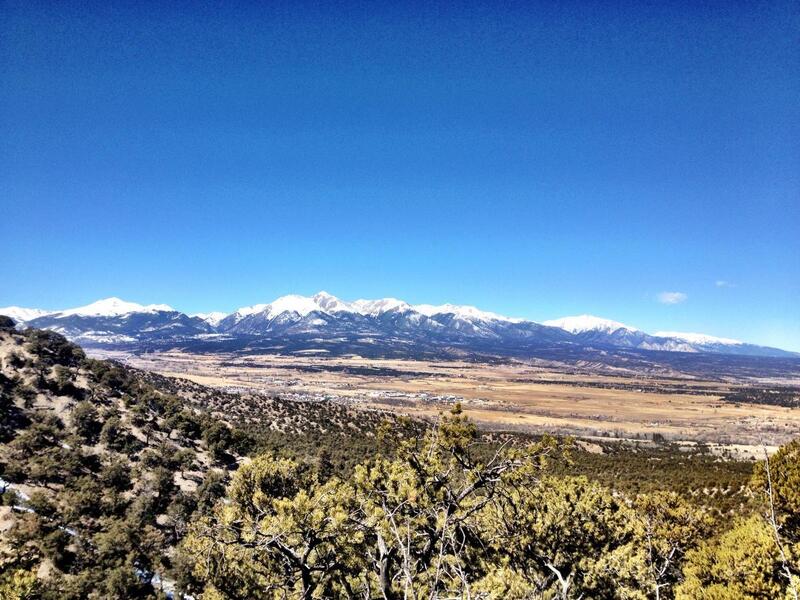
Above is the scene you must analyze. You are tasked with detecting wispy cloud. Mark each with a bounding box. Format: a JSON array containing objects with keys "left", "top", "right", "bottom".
[
  {"left": 715, "top": 280, "right": 735, "bottom": 288},
  {"left": 657, "top": 291, "right": 687, "bottom": 305}
]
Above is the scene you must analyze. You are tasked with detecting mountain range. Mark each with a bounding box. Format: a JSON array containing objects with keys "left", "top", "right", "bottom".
[{"left": 1, "top": 292, "right": 796, "bottom": 359}]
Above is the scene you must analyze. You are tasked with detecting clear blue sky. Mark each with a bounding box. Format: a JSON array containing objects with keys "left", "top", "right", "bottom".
[{"left": 1, "top": 1, "right": 798, "bottom": 350}]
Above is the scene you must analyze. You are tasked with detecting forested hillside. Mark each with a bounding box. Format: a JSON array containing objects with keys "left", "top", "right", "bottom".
[{"left": 0, "top": 317, "right": 797, "bottom": 599}]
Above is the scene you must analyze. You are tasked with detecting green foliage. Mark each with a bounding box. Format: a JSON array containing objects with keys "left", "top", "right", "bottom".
[
  {"left": 24, "top": 329, "right": 85, "bottom": 368},
  {"left": 181, "top": 407, "right": 561, "bottom": 598},
  {"left": 0, "top": 568, "right": 38, "bottom": 599},
  {"left": 552, "top": 440, "right": 756, "bottom": 513},
  {"left": 628, "top": 492, "right": 714, "bottom": 597},
  {"left": 181, "top": 409, "right": 800, "bottom": 599},
  {"left": 71, "top": 400, "right": 101, "bottom": 443},
  {"left": 677, "top": 515, "right": 785, "bottom": 599},
  {"left": 174, "top": 448, "right": 197, "bottom": 475},
  {"left": 195, "top": 470, "right": 228, "bottom": 513},
  {"left": 481, "top": 474, "right": 641, "bottom": 598},
  {"left": 675, "top": 440, "right": 800, "bottom": 599},
  {"left": 99, "top": 458, "right": 133, "bottom": 491},
  {"left": 186, "top": 455, "right": 361, "bottom": 598},
  {"left": 753, "top": 439, "right": 800, "bottom": 535},
  {"left": 202, "top": 421, "right": 234, "bottom": 462},
  {"left": 99, "top": 414, "right": 141, "bottom": 454},
  {"left": 0, "top": 372, "right": 27, "bottom": 441}
]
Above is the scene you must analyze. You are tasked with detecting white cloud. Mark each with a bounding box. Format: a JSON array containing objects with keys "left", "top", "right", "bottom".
[
  {"left": 657, "top": 291, "right": 687, "bottom": 305},
  {"left": 715, "top": 280, "right": 735, "bottom": 288}
]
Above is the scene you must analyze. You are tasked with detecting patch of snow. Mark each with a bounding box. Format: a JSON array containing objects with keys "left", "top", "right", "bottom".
[
  {"left": 542, "top": 315, "right": 638, "bottom": 334},
  {"left": 655, "top": 331, "right": 742, "bottom": 345},
  {"left": 74, "top": 332, "right": 138, "bottom": 343},
  {"left": 193, "top": 333, "right": 233, "bottom": 339},
  {"left": 0, "top": 477, "right": 29, "bottom": 500}
]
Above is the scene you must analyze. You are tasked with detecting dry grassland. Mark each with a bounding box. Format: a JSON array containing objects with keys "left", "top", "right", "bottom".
[{"left": 93, "top": 350, "right": 800, "bottom": 448}]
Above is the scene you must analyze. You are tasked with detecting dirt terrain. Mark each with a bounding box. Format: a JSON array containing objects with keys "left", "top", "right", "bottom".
[{"left": 93, "top": 350, "right": 800, "bottom": 450}]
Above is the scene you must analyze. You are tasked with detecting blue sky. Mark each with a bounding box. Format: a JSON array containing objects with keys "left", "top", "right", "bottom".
[{"left": 1, "top": 1, "right": 798, "bottom": 350}]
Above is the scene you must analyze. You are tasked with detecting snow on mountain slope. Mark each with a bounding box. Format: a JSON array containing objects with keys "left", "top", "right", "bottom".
[
  {"left": 192, "top": 312, "right": 228, "bottom": 327},
  {"left": 654, "top": 331, "right": 742, "bottom": 346},
  {"left": 0, "top": 307, "right": 55, "bottom": 324},
  {"left": 264, "top": 295, "right": 322, "bottom": 318},
  {"left": 351, "top": 298, "right": 412, "bottom": 316},
  {"left": 228, "top": 293, "right": 518, "bottom": 323},
  {"left": 227, "top": 294, "right": 347, "bottom": 325},
  {"left": 414, "top": 303, "right": 519, "bottom": 322},
  {"left": 229, "top": 293, "right": 416, "bottom": 321},
  {"left": 312, "top": 291, "right": 352, "bottom": 313},
  {"left": 57, "top": 297, "right": 174, "bottom": 317},
  {"left": 542, "top": 315, "right": 638, "bottom": 334},
  {"left": 227, "top": 303, "right": 271, "bottom": 322}
]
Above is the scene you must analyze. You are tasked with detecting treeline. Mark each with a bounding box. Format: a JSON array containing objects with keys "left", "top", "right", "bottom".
[{"left": 723, "top": 386, "right": 800, "bottom": 408}]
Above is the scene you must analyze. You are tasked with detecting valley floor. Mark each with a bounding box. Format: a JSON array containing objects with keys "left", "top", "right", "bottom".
[{"left": 94, "top": 349, "right": 800, "bottom": 453}]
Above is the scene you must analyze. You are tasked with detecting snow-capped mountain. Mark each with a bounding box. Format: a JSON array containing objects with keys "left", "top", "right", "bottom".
[
  {"left": 542, "top": 315, "right": 637, "bottom": 334},
  {"left": 542, "top": 316, "right": 788, "bottom": 357},
  {"left": 219, "top": 292, "right": 523, "bottom": 325},
  {"left": 1, "top": 293, "right": 796, "bottom": 359},
  {"left": 0, "top": 306, "right": 55, "bottom": 324},
  {"left": 0, "top": 298, "right": 174, "bottom": 324},
  {"left": 415, "top": 303, "right": 519, "bottom": 323},
  {"left": 352, "top": 297, "right": 412, "bottom": 317},
  {"left": 216, "top": 292, "right": 527, "bottom": 338},
  {"left": 56, "top": 297, "right": 174, "bottom": 318},
  {"left": 654, "top": 331, "right": 741, "bottom": 346},
  {"left": 13, "top": 297, "right": 212, "bottom": 344},
  {"left": 647, "top": 331, "right": 780, "bottom": 357}
]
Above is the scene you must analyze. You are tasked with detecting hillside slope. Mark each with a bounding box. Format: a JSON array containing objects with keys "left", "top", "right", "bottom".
[{"left": 0, "top": 318, "right": 411, "bottom": 598}]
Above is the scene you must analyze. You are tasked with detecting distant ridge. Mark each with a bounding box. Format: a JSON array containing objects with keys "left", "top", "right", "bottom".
[{"left": 1, "top": 292, "right": 796, "bottom": 358}]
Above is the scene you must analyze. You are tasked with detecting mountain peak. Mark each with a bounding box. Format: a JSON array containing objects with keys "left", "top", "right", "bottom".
[
  {"left": 350, "top": 297, "right": 412, "bottom": 316},
  {"left": 413, "top": 303, "right": 517, "bottom": 322},
  {"left": 230, "top": 293, "right": 341, "bottom": 323},
  {"left": 192, "top": 311, "right": 228, "bottom": 326},
  {"left": 226, "top": 293, "right": 416, "bottom": 325},
  {"left": 312, "top": 291, "right": 350, "bottom": 313},
  {"left": 59, "top": 297, "right": 174, "bottom": 318},
  {"left": 542, "top": 314, "right": 638, "bottom": 334},
  {"left": 267, "top": 294, "right": 322, "bottom": 317}
]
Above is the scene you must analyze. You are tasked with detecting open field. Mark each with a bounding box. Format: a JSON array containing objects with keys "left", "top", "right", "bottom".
[{"left": 93, "top": 350, "right": 800, "bottom": 452}]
